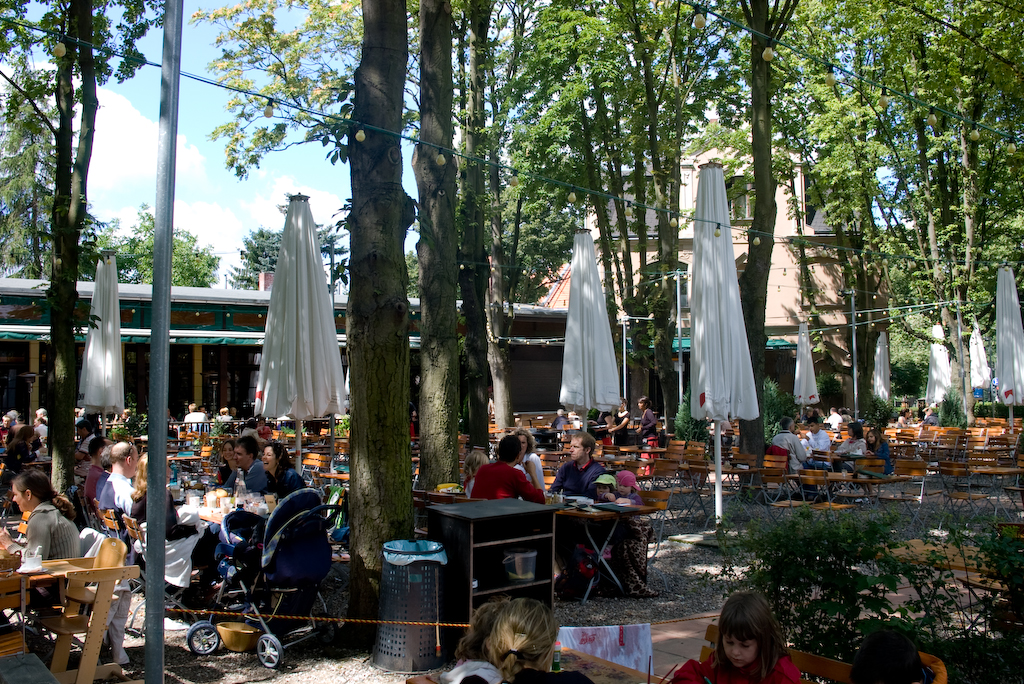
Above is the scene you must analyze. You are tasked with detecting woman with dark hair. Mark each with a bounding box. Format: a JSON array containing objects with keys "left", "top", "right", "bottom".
[
  {"left": 636, "top": 396, "right": 658, "bottom": 455},
  {"left": 262, "top": 442, "right": 304, "bottom": 500},
  {"left": 864, "top": 428, "right": 893, "bottom": 475},
  {"left": 3, "top": 424, "right": 39, "bottom": 474},
  {"left": 608, "top": 398, "right": 631, "bottom": 446},
  {"left": 216, "top": 439, "right": 237, "bottom": 485},
  {"left": 0, "top": 470, "right": 78, "bottom": 559}
]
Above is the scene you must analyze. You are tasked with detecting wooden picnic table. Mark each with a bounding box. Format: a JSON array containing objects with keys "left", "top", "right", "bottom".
[
  {"left": 404, "top": 647, "right": 648, "bottom": 684},
  {"left": 888, "top": 539, "right": 986, "bottom": 575}
]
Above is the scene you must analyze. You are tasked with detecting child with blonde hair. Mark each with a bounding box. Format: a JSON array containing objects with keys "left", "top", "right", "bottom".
[
  {"left": 671, "top": 591, "right": 799, "bottom": 684},
  {"left": 484, "top": 598, "right": 594, "bottom": 683},
  {"left": 463, "top": 448, "right": 489, "bottom": 498}
]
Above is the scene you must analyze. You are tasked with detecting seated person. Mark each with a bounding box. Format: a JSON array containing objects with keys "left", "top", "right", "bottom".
[
  {"left": 614, "top": 470, "right": 644, "bottom": 505},
  {"left": 0, "top": 470, "right": 79, "bottom": 560},
  {"left": 850, "top": 630, "right": 942, "bottom": 684},
  {"left": 84, "top": 437, "right": 111, "bottom": 518},
  {"left": 803, "top": 416, "right": 833, "bottom": 455},
  {"left": 256, "top": 417, "right": 273, "bottom": 441},
  {"left": 484, "top": 598, "right": 595, "bottom": 684},
  {"left": 463, "top": 448, "right": 489, "bottom": 498},
  {"left": 551, "top": 409, "right": 569, "bottom": 431},
  {"left": 834, "top": 421, "right": 866, "bottom": 472},
  {"left": 550, "top": 432, "right": 606, "bottom": 500},
  {"left": 130, "top": 453, "right": 198, "bottom": 541},
  {"left": 672, "top": 591, "right": 799, "bottom": 684},
  {"left": 511, "top": 428, "right": 543, "bottom": 489},
  {"left": 223, "top": 435, "right": 269, "bottom": 494},
  {"left": 594, "top": 473, "right": 618, "bottom": 502},
  {"left": 472, "top": 435, "right": 545, "bottom": 504},
  {"left": 262, "top": 441, "right": 304, "bottom": 500},
  {"left": 216, "top": 439, "right": 237, "bottom": 486},
  {"left": 73, "top": 417, "right": 96, "bottom": 479},
  {"left": 3, "top": 424, "right": 39, "bottom": 475},
  {"left": 440, "top": 597, "right": 509, "bottom": 684},
  {"left": 772, "top": 417, "right": 808, "bottom": 474}
]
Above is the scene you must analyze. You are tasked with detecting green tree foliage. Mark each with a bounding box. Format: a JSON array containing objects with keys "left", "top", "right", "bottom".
[
  {"left": 229, "top": 222, "right": 349, "bottom": 290},
  {"left": 405, "top": 250, "right": 419, "bottom": 299},
  {"left": 85, "top": 206, "right": 220, "bottom": 287},
  {"left": 0, "top": 89, "right": 54, "bottom": 278},
  {"left": 189, "top": 0, "right": 363, "bottom": 178}
]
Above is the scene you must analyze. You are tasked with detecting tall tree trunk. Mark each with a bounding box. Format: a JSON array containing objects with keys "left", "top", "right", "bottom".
[
  {"left": 458, "top": 0, "right": 490, "bottom": 446},
  {"left": 49, "top": 0, "right": 98, "bottom": 493},
  {"left": 485, "top": 144, "right": 514, "bottom": 429},
  {"left": 414, "top": 0, "right": 460, "bottom": 490},
  {"left": 737, "top": 0, "right": 780, "bottom": 460},
  {"left": 345, "top": 0, "right": 415, "bottom": 646}
]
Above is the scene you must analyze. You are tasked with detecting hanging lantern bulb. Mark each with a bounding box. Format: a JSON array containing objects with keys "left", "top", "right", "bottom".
[
  {"left": 927, "top": 109, "right": 938, "bottom": 127},
  {"left": 624, "top": 202, "right": 633, "bottom": 218},
  {"left": 825, "top": 69, "right": 837, "bottom": 87},
  {"left": 1008, "top": 141, "right": 1017, "bottom": 154},
  {"left": 669, "top": 216, "right": 678, "bottom": 228},
  {"left": 694, "top": 11, "right": 706, "bottom": 29},
  {"left": 882, "top": 258, "right": 889, "bottom": 267},
  {"left": 435, "top": 153, "right": 447, "bottom": 166},
  {"left": 878, "top": 89, "right": 889, "bottom": 109},
  {"left": 762, "top": 45, "right": 775, "bottom": 62},
  {"left": 567, "top": 190, "right": 577, "bottom": 204},
  {"left": 714, "top": 225, "right": 721, "bottom": 237},
  {"left": 355, "top": 129, "right": 366, "bottom": 142},
  {"left": 263, "top": 101, "right": 274, "bottom": 118},
  {"left": 782, "top": 268, "right": 787, "bottom": 276},
  {"left": 509, "top": 173, "right": 519, "bottom": 187},
  {"left": 53, "top": 41, "right": 67, "bottom": 58},
  {"left": 753, "top": 236, "right": 761, "bottom": 246},
  {"left": 851, "top": 254, "right": 859, "bottom": 265},
  {"left": 777, "top": 286, "right": 781, "bottom": 293},
  {"left": 970, "top": 127, "right": 980, "bottom": 142},
  {"left": 55, "top": 257, "right": 62, "bottom": 266}
]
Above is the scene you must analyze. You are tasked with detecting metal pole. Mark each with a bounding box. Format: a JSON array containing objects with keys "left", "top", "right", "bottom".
[
  {"left": 621, "top": 317, "right": 627, "bottom": 400},
  {"left": 850, "top": 291, "right": 859, "bottom": 421},
  {"left": 146, "top": 0, "right": 183, "bottom": 679},
  {"left": 714, "top": 420, "right": 723, "bottom": 525}
]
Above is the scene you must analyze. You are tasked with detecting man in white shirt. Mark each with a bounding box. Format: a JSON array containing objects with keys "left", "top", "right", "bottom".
[
  {"left": 805, "top": 417, "right": 833, "bottom": 453},
  {"left": 95, "top": 441, "right": 138, "bottom": 666},
  {"left": 825, "top": 407, "right": 843, "bottom": 431}
]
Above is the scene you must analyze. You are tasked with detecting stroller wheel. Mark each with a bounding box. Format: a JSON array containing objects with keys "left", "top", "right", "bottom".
[
  {"left": 256, "top": 633, "right": 283, "bottom": 669},
  {"left": 186, "top": 621, "right": 221, "bottom": 655}
]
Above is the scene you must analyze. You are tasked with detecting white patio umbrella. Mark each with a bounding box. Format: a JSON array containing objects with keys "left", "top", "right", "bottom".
[
  {"left": 793, "top": 322, "right": 818, "bottom": 407},
  {"left": 78, "top": 251, "right": 124, "bottom": 430},
  {"left": 969, "top": 321, "right": 991, "bottom": 390},
  {"left": 254, "top": 195, "right": 346, "bottom": 461},
  {"left": 872, "top": 332, "right": 891, "bottom": 402},
  {"left": 925, "top": 324, "right": 951, "bottom": 407},
  {"left": 559, "top": 229, "right": 620, "bottom": 414},
  {"left": 996, "top": 267, "right": 1024, "bottom": 431},
  {"left": 689, "top": 162, "right": 759, "bottom": 523}
]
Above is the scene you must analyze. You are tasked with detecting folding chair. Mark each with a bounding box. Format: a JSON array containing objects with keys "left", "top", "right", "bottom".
[
  {"left": 638, "top": 488, "right": 674, "bottom": 592},
  {"left": 879, "top": 459, "right": 940, "bottom": 533},
  {"left": 0, "top": 575, "right": 27, "bottom": 657},
  {"left": 938, "top": 461, "right": 992, "bottom": 525}
]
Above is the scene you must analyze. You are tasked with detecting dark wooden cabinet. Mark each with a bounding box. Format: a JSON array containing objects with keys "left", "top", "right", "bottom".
[{"left": 428, "top": 499, "right": 555, "bottom": 624}]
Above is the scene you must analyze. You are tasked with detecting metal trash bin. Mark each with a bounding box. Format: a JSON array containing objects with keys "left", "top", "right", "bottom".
[{"left": 372, "top": 539, "right": 448, "bottom": 672}]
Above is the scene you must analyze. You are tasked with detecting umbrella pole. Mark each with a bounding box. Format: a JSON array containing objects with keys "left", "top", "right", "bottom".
[
  {"left": 296, "top": 419, "right": 303, "bottom": 474},
  {"left": 1011, "top": 405, "right": 1015, "bottom": 434},
  {"left": 329, "top": 414, "right": 335, "bottom": 471},
  {"left": 714, "top": 421, "right": 723, "bottom": 526}
]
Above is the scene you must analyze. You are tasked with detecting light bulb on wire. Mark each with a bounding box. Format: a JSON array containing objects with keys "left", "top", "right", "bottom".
[
  {"left": 1009, "top": 141, "right": 1018, "bottom": 154},
  {"left": 509, "top": 174, "right": 519, "bottom": 187},
  {"left": 762, "top": 45, "right": 775, "bottom": 62},
  {"left": 753, "top": 236, "right": 761, "bottom": 246},
  {"left": 970, "top": 128, "right": 980, "bottom": 142},
  {"left": 694, "top": 12, "right": 706, "bottom": 29},
  {"left": 355, "top": 129, "right": 366, "bottom": 142},
  {"left": 53, "top": 42, "right": 66, "bottom": 58},
  {"left": 825, "top": 69, "right": 837, "bottom": 87},
  {"left": 567, "top": 191, "right": 577, "bottom": 204},
  {"left": 927, "top": 109, "right": 938, "bottom": 127},
  {"left": 669, "top": 217, "right": 678, "bottom": 228},
  {"left": 878, "top": 89, "right": 889, "bottom": 109},
  {"left": 714, "top": 225, "right": 721, "bottom": 237},
  {"left": 263, "top": 102, "right": 274, "bottom": 118},
  {"left": 435, "top": 153, "right": 446, "bottom": 166}
]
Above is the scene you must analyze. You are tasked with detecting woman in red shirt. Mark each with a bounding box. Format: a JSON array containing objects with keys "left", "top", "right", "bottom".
[{"left": 472, "top": 435, "right": 545, "bottom": 504}]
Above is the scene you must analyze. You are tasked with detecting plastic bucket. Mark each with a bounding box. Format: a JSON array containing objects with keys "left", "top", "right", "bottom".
[{"left": 503, "top": 548, "right": 537, "bottom": 583}]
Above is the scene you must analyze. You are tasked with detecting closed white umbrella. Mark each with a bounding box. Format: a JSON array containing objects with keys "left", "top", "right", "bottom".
[
  {"left": 996, "top": 267, "right": 1024, "bottom": 431},
  {"left": 872, "top": 332, "right": 890, "bottom": 402},
  {"left": 969, "top": 321, "right": 991, "bottom": 389},
  {"left": 925, "top": 324, "right": 951, "bottom": 407},
  {"left": 689, "top": 162, "right": 759, "bottom": 523},
  {"left": 254, "top": 195, "right": 346, "bottom": 457},
  {"left": 78, "top": 251, "right": 124, "bottom": 429},
  {"left": 794, "top": 322, "right": 818, "bottom": 406},
  {"left": 559, "top": 229, "right": 620, "bottom": 414}
]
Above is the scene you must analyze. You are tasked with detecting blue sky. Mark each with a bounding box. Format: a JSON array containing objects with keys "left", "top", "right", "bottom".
[{"left": 81, "top": 1, "right": 418, "bottom": 286}]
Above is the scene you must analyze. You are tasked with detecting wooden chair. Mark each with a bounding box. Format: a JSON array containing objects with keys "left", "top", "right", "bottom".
[
  {"left": 638, "top": 488, "right": 674, "bottom": 591},
  {"left": 41, "top": 565, "right": 141, "bottom": 684},
  {"left": 938, "top": 461, "right": 991, "bottom": 523},
  {"left": 0, "top": 575, "right": 27, "bottom": 657},
  {"left": 878, "top": 459, "right": 940, "bottom": 532},
  {"left": 97, "top": 506, "right": 122, "bottom": 537},
  {"left": 64, "top": 538, "right": 128, "bottom": 608}
]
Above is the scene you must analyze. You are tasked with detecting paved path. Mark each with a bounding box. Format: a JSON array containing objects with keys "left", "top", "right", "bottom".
[{"left": 649, "top": 611, "right": 719, "bottom": 678}]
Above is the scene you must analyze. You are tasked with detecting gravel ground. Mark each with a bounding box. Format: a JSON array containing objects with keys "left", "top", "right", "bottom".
[
  {"left": 46, "top": 490, "right": 1023, "bottom": 683},
  {"left": 100, "top": 531, "right": 731, "bottom": 684}
]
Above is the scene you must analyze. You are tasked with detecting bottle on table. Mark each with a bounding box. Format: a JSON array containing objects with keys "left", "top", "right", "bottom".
[
  {"left": 551, "top": 640, "right": 561, "bottom": 672},
  {"left": 233, "top": 468, "right": 247, "bottom": 507}
]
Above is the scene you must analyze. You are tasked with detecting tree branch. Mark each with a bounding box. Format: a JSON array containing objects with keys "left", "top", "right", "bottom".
[{"left": 0, "top": 72, "right": 58, "bottom": 138}]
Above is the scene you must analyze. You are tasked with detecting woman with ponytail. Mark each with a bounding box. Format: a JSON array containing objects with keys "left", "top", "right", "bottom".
[{"left": 483, "top": 598, "right": 594, "bottom": 684}]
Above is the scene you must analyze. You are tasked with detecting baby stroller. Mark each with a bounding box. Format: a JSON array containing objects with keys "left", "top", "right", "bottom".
[{"left": 186, "top": 488, "right": 341, "bottom": 668}]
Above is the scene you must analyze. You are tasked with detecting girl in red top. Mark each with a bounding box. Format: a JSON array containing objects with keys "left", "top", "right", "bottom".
[{"left": 672, "top": 591, "right": 800, "bottom": 684}]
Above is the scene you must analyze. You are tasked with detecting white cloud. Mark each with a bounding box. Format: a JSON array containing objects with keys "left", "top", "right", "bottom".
[
  {"left": 240, "top": 176, "right": 345, "bottom": 230},
  {"left": 90, "top": 88, "right": 206, "bottom": 194},
  {"left": 173, "top": 200, "right": 247, "bottom": 280}
]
